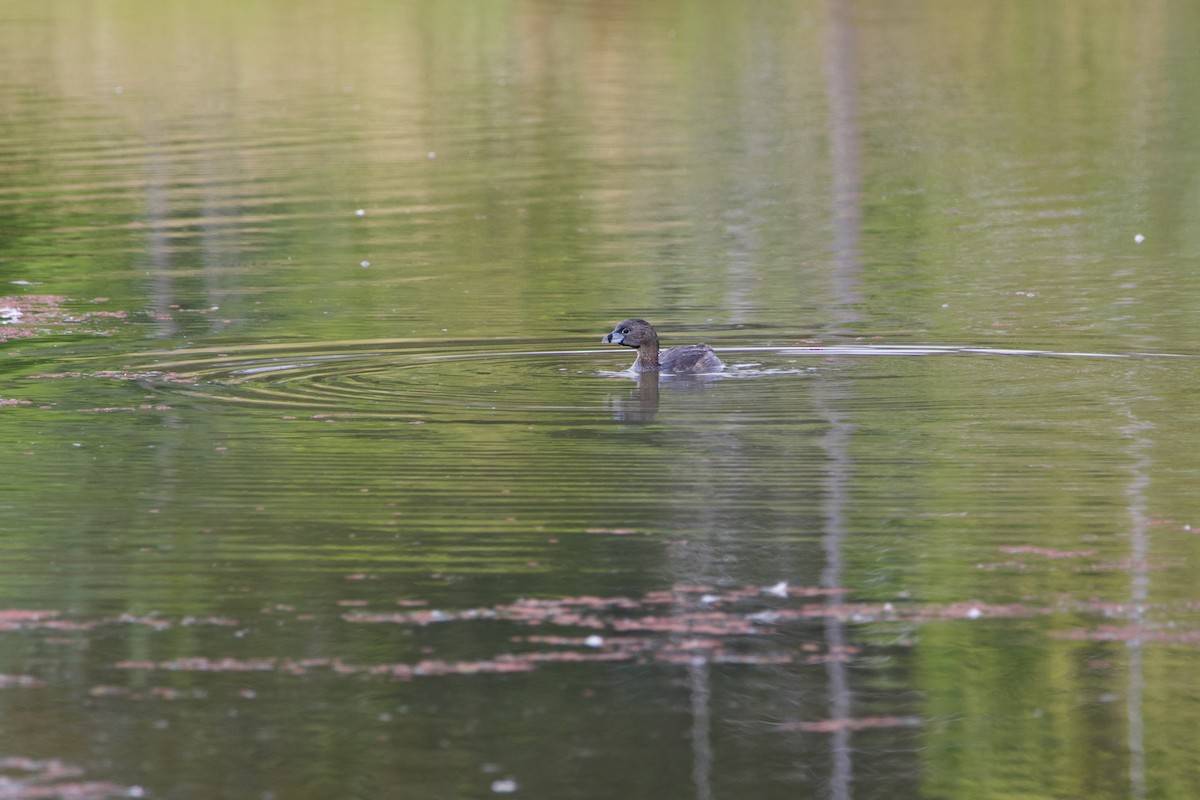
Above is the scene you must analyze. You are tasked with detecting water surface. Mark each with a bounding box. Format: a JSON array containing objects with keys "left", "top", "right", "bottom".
[{"left": 3, "top": 1, "right": 1200, "bottom": 799}]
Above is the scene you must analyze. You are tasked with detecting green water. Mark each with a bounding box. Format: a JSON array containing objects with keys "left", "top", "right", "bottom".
[{"left": 3, "top": 1, "right": 1200, "bottom": 798}]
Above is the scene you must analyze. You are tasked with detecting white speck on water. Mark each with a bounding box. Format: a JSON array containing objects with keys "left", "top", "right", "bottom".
[
  {"left": 941, "top": 303, "right": 950, "bottom": 308},
  {"left": 491, "top": 779, "right": 517, "bottom": 794},
  {"left": 1134, "top": 233, "right": 1145, "bottom": 243},
  {"left": 699, "top": 594, "right": 719, "bottom": 605},
  {"left": 355, "top": 209, "right": 366, "bottom": 216},
  {"left": 427, "top": 151, "right": 437, "bottom": 159},
  {"left": 764, "top": 581, "right": 789, "bottom": 598},
  {"left": 584, "top": 635, "right": 604, "bottom": 648},
  {"left": 361, "top": 261, "right": 370, "bottom": 268},
  {"left": 965, "top": 607, "right": 982, "bottom": 619},
  {"left": 10, "top": 280, "right": 41, "bottom": 286}
]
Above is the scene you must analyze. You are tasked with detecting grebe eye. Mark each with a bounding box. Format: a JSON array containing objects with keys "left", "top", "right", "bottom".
[{"left": 620, "top": 327, "right": 630, "bottom": 334}]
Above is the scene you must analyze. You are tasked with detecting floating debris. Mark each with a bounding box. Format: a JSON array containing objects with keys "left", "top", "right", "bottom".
[
  {"left": 0, "top": 294, "right": 126, "bottom": 341},
  {"left": 7, "top": 584, "right": 1200, "bottom": 692},
  {"left": 764, "top": 581, "right": 789, "bottom": 598},
  {"left": 998, "top": 545, "right": 1099, "bottom": 559},
  {"left": 0, "top": 674, "right": 45, "bottom": 688},
  {"left": 777, "top": 715, "right": 923, "bottom": 733},
  {"left": 0, "top": 755, "right": 142, "bottom": 799}
]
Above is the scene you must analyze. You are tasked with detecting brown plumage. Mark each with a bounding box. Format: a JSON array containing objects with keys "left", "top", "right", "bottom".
[{"left": 602, "top": 318, "right": 723, "bottom": 374}]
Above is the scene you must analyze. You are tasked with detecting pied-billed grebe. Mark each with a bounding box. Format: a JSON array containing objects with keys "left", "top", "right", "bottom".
[{"left": 603, "top": 318, "right": 723, "bottom": 374}]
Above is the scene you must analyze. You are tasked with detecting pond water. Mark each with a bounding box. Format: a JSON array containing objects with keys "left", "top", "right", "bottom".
[{"left": 3, "top": 1, "right": 1200, "bottom": 798}]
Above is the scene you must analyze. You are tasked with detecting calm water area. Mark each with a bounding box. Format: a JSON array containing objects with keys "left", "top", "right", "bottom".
[{"left": 3, "top": 1, "right": 1200, "bottom": 798}]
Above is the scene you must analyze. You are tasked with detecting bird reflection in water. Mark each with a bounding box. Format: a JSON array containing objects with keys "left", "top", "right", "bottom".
[{"left": 607, "top": 370, "right": 726, "bottom": 423}]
